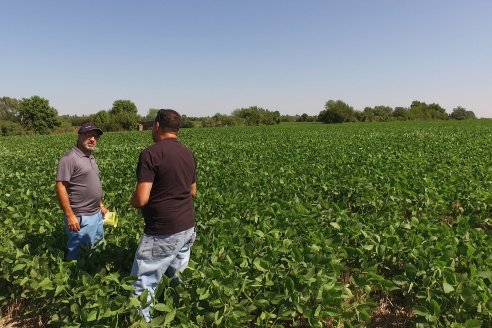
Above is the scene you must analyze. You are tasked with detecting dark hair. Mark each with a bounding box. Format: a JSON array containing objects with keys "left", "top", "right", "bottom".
[{"left": 155, "top": 109, "right": 181, "bottom": 133}]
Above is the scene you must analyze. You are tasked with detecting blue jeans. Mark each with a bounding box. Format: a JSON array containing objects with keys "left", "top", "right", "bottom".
[
  {"left": 64, "top": 211, "right": 104, "bottom": 260},
  {"left": 131, "top": 227, "right": 196, "bottom": 322}
]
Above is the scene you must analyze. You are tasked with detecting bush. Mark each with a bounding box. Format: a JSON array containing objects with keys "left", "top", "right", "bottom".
[{"left": 0, "top": 120, "right": 24, "bottom": 136}]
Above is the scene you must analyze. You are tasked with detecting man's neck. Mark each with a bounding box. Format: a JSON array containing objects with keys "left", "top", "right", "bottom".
[
  {"left": 76, "top": 145, "right": 92, "bottom": 156},
  {"left": 158, "top": 132, "right": 178, "bottom": 141}
]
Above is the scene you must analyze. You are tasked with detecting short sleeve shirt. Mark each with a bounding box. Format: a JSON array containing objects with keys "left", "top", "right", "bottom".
[
  {"left": 136, "top": 138, "right": 196, "bottom": 235},
  {"left": 56, "top": 147, "right": 103, "bottom": 216}
]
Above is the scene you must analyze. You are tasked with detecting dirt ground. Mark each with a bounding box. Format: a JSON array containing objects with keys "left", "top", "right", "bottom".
[{"left": 0, "top": 304, "right": 44, "bottom": 328}]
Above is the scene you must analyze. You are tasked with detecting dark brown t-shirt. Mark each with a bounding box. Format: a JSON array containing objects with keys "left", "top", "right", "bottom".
[{"left": 136, "top": 138, "right": 196, "bottom": 235}]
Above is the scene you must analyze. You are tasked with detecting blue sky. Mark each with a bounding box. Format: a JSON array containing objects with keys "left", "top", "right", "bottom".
[{"left": 2, "top": 1, "right": 491, "bottom": 118}]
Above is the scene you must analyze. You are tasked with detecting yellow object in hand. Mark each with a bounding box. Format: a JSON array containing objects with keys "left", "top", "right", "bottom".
[{"left": 103, "top": 211, "right": 118, "bottom": 227}]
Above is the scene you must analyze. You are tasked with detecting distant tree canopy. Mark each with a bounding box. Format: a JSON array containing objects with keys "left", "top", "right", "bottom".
[
  {"left": 0, "top": 97, "right": 23, "bottom": 136},
  {"left": 359, "top": 106, "right": 394, "bottom": 122},
  {"left": 318, "top": 100, "right": 356, "bottom": 123},
  {"left": 392, "top": 107, "right": 411, "bottom": 120},
  {"left": 318, "top": 99, "right": 477, "bottom": 124},
  {"left": 449, "top": 106, "right": 476, "bottom": 120},
  {"left": 91, "top": 99, "right": 140, "bottom": 132},
  {"left": 18, "top": 96, "right": 60, "bottom": 134},
  {"left": 60, "top": 114, "right": 95, "bottom": 127},
  {"left": 198, "top": 106, "right": 280, "bottom": 128},
  {"left": 93, "top": 110, "right": 110, "bottom": 129},
  {"left": 408, "top": 101, "right": 447, "bottom": 120},
  {"left": 231, "top": 106, "right": 280, "bottom": 126},
  {"left": 0, "top": 94, "right": 481, "bottom": 136},
  {"left": 110, "top": 99, "right": 138, "bottom": 116},
  {"left": 180, "top": 115, "right": 194, "bottom": 128},
  {"left": 296, "top": 113, "right": 317, "bottom": 122},
  {"left": 144, "top": 108, "right": 159, "bottom": 121},
  {"left": 0, "top": 97, "right": 20, "bottom": 122}
]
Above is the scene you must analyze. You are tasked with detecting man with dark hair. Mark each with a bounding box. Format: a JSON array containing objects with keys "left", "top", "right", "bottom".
[
  {"left": 55, "top": 122, "right": 108, "bottom": 260},
  {"left": 130, "top": 109, "right": 197, "bottom": 322}
]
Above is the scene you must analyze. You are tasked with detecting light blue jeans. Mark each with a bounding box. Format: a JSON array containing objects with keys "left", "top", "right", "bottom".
[
  {"left": 131, "top": 227, "right": 196, "bottom": 322},
  {"left": 64, "top": 211, "right": 104, "bottom": 260}
]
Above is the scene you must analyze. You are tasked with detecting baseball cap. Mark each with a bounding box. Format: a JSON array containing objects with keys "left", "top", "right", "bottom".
[{"left": 78, "top": 122, "right": 103, "bottom": 136}]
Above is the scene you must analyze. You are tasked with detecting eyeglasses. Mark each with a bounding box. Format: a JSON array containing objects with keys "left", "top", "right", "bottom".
[{"left": 82, "top": 132, "right": 100, "bottom": 139}]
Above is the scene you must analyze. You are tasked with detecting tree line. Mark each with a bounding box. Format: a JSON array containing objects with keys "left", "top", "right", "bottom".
[
  {"left": 0, "top": 96, "right": 283, "bottom": 136},
  {"left": 0, "top": 96, "right": 144, "bottom": 136},
  {"left": 0, "top": 95, "right": 478, "bottom": 136},
  {"left": 318, "top": 100, "right": 477, "bottom": 123}
]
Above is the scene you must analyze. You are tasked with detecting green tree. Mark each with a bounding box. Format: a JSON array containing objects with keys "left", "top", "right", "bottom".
[
  {"left": 449, "top": 106, "right": 476, "bottom": 120},
  {"left": 144, "top": 108, "right": 159, "bottom": 121},
  {"left": 59, "top": 114, "right": 96, "bottom": 127},
  {"left": 93, "top": 110, "right": 111, "bottom": 129},
  {"left": 211, "top": 113, "right": 235, "bottom": 127},
  {"left": 18, "top": 96, "right": 59, "bottom": 134},
  {"left": 393, "top": 107, "right": 410, "bottom": 120},
  {"left": 409, "top": 101, "right": 448, "bottom": 120},
  {"left": 427, "top": 103, "right": 448, "bottom": 120},
  {"left": 280, "top": 115, "right": 297, "bottom": 122},
  {"left": 318, "top": 100, "right": 356, "bottom": 123},
  {"left": 180, "top": 115, "right": 194, "bottom": 128},
  {"left": 232, "top": 107, "right": 261, "bottom": 125},
  {"left": 261, "top": 110, "right": 280, "bottom": 125},
  {"left": 108, "top": 99, "right": 139, "bottom": 130},
  {"left": 409, "top": 101, "right": 431, "bottom": 120},
  {"left": 0, "top": 121, "right": 24, "bottom": 136},
  {"left": 232, "top": 106, "right": 279, "bottom": 126},
  {"left": 372, "top": 106, "right": 393, "bottom": 121},
  {"left": 110, "top": 99, "right": 138, "bottom": 116},
  {"left": 111, "top": 112, "right": 138, "bottom": 130},
  {"left": 0, "top": 97, "right": 21, "bottom": 122},
  {"left": 361, "top": 107, "right": 375, "bottom": 122}
]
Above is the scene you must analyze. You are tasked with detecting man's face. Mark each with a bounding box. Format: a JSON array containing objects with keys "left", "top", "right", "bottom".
[{"left": 78, "top": 131, "right": 99, "bottom": 152}]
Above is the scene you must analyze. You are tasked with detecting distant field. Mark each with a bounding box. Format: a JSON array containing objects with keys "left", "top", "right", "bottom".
[{"left": 1, "top": 121, "right": 491, "bottom": 327}]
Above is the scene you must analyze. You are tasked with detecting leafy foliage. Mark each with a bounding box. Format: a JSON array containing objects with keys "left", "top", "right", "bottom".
[
  {"left": 18, "top": 96, "right": 60, "bottom": 134},
  {"left": 1, "top": 121, "right": 491, "bottom": 327},
  {"left": 231, "top": 106, "right": 280, "bottom": 126},
  {"left": 0, "top": 97, "right": 21, "bottom": 122},
  {"left": 318, "top": 100, "right": 356, "bottom": 123},
  {"left": 450, "top": 106, "right": 477, "bottom": 120},
  {"left": 319, "top": 100, "right": 478, "bottom": 124}
]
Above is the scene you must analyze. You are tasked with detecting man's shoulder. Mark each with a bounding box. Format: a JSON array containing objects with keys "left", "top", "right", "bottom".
[
  {"left": 59, "top": 147, "right": 77, "bottom": 161},
  {"left": 141, "top": 140, "right": 194, "bottom": 157},
  {"left": 140, "top": 143, "right": 158, "bottom": 155},
  {"left": 172, "top": 139, "right": 194, "bottom": 153}
]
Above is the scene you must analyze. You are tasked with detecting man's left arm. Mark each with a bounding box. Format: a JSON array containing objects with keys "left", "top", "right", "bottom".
[{"left": 131, "top": 182, "right": 153, "bottom": 208}]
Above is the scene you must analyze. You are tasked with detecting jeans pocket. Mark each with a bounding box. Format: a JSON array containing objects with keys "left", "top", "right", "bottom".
[
  {"left": 187, "top": 231, "right": 197, "bottom": 247},
  {"left": 152, "top": 236, "right": 179, "bottom": 258}
]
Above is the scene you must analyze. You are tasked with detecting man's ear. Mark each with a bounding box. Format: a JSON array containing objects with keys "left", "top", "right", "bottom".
[{"left": 154, "top": 121, "right": 160, "bottom": 131}]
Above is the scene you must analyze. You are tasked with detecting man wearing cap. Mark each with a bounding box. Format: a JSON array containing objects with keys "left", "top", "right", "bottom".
[{"left": 55, "top": 122, "right": 108, "bottom": 260}]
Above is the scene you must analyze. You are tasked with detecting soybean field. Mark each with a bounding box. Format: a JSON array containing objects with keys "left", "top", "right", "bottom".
[{"left": 1, "top": 121, "right": 491, "bottom": 327}]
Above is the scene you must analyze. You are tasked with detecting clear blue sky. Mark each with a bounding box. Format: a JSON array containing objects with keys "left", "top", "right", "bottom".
[{"left": 2, "top": 1, "right": 491, "bottom": 118}]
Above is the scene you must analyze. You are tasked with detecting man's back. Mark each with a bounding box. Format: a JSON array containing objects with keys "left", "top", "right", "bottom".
[{"left": 136, "top": 138, "right": 196, "bottom": 235}]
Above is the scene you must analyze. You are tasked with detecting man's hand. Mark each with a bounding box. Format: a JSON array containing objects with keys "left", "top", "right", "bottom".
[
  {"left": 100, "top": 204, "right": 108, "bottom": 215},
  {"left": 66, "top": 214, "right": 80, "bottom": 231}
]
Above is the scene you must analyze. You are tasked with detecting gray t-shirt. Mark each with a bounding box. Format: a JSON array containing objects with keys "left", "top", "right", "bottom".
[{"left": 56, "top": 146, "right": 103, "bottom": 216}]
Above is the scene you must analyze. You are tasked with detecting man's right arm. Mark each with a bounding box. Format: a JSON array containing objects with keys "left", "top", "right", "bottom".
[
  {"left": 55, "top": 181, "right": 80, "bottom": 231},
  {"left": 191, "top": 182, "right": 197, "bottom": 198}
]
